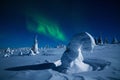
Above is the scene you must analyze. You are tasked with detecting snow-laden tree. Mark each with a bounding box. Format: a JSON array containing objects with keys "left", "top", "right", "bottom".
[
  {"left": 5, "top": 47, "right": 11, "bottom": 53},
  {"left": 55, "top": 32, "right": 96, "bottom": 73},
  {"left": 104, "top": 38, "right": 109, "bottom": 44},
  {"left": 112, "top": 37, "right": 118, "bottom": 44},
  {"left": 10, "top": 50, "right": 14, "bottom": 55},
  {"left": 44, "top": 45, "right": 50, "bottom": 49},
  {"left": 31, "top": 35, "right": 39, "bottom": 54},
  {"left": 29, "top": 49, "right": 36, "bottom": 56},
  {"left": 4, "top": 47, "right": 11, "bottom": 57},
  {"left": 94, "top": 38, "right": 98, "bottom": 45},
  {"left": 19, "top": 50, "right": 23, "bottom": 56},
  {"left": 98, "top": 35, "right": 103, "bottom": 45},
  {"left": 56, "top": 44, "right": 66, "bottom": 48}
]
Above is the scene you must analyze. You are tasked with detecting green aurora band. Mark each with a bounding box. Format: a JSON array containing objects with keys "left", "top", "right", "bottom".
[{"left": 26, "top": 14, "right": 67, "bottom": 41}]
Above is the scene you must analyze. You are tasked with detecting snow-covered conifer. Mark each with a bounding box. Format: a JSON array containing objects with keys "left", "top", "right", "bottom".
[
  {"left": 112, "top": 37, "right": 118, "bottom": 44},
  {"left": 98, "top": 35, "right": 103, "bottom": 45},
  {"left": 104, "top": 38, "right": 109, "bottom": 44},
  {"left": 31, "top": 35, "right": 39, "bottom": 54}
]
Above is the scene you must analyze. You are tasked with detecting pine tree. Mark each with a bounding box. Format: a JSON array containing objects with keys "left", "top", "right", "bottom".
[
  {"left": 94, "top": 38, "right": 98, "bottom": 45},
  {"left": 112, "top": 37, "right": 118, "bottom": 44},
  {"left": 98, "top": 35, "right": 103, "bottom": 45},
  {"left": 104, "top": 38, "right": 109, "bottom": 44}
]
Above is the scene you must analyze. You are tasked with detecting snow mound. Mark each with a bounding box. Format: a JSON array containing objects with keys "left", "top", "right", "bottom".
[{"left": 58, "top": 32, "right": 96, "bottom": 73}]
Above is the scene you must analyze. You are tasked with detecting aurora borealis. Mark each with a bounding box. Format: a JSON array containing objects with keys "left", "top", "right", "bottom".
[
  {"left": 26, "top": 12, "right": 66, "bottom": 41},
  {"left": 0, "top": 0, "right": 120, "bottom": 48}
]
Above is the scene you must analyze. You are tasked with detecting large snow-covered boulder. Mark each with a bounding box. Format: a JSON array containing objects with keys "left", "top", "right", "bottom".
[{"left": 58, "top": 32, "right": 96, "bottom": 73}]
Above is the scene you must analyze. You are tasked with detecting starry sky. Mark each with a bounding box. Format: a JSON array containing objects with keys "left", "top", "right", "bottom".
[{"left": 0, "top": 0, "right": 120, "bottom": 48}]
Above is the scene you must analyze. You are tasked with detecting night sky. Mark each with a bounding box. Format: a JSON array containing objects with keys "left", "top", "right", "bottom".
[{"left": 0, "top": 0, "right": 120, "bottom": 48}]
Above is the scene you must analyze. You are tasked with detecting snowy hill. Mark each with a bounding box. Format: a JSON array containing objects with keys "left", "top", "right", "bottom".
[{"left": 0, "top": 44, "right": 120, "bottom": 80}]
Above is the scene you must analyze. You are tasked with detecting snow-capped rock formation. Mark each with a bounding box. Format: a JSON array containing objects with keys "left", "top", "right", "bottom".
[
  {"left": 31, "top": 36, "right": 39, "bottom": 54},
  {"left": 58, "top": 32, "right": 96, "bottom": 73}
]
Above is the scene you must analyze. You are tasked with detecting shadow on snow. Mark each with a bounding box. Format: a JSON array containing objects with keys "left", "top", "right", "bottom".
[
  {"left": 5, "top": 58, "right": 111, "bottom": 72},
  {"left": 5, "top": 63, "right": 56, "bottom": 71}
]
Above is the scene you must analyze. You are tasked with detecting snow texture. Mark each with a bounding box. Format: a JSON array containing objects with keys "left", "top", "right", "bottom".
[
  {"left": 0, "top": 33, "right": 120, "bottom": 80},
  {"left": 0, "top": 44, "right": 120, "bottom": 80},
  {"left": 59, "top": 32, "right": 96, "bottom": 73}
]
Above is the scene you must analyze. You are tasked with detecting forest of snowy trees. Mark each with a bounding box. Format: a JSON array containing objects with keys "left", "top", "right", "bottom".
[
  {"left": 3, "top": 34, "right": 120, "bottom": 58},
  {"left": 94, "top": 35, "right": 119, "bottom": 45}
]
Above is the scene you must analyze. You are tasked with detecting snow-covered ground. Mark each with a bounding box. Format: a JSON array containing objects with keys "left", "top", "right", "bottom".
[{"left": 0, "top": 44, "right": 120, "bottom": 80}]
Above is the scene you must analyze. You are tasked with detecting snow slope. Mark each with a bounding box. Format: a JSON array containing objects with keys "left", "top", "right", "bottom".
[{"left": 0, "top": 44, "right": 120, "bottom": 80}]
